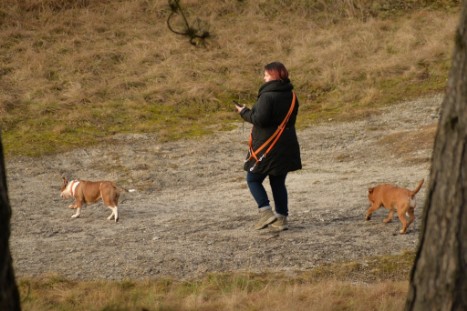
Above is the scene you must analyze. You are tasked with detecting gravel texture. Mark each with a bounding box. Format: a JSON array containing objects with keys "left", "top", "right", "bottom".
[{"left": 7, "top": 94, "right": 442, "bottom": 280}]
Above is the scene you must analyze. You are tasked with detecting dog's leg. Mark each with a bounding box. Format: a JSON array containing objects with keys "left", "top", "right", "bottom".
[
  {"left": 71, "top": 200, "right": 83, "bottom": 219},
  {"left": 71, "top": 207, "right": 81, "bottom": 218},
  {"left": 107, "top": 206, "right": 118, "bottom": 222},
  {"left": 103, "top": 190, "right": 119, "bottom": 222},
  {"left": 397, "top": 204, "right": 409, "bottom": 234},
  {"left": 383, "top": 208, "right": 394, "bottom": 223},
  {"left": 365, "top": 203, "right": 381, "bottom": 221},
  {"left": 406, "top": 206, "right": 415, "bottom": 232},
  {"left": 113, "top": 206, "right": 119, "bottom": 222},
  {"left": 107, "top": 206, "right": 115, "bottom": 220}
]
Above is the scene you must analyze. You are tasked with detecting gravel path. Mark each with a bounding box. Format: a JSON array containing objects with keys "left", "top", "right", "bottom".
[{"left": 7, "top": 94, "right": 442, "bottom": 280}]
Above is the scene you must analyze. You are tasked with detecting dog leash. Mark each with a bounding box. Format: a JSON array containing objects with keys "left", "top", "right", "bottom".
[{"left": 246, "top": 92, "right": 296, "bottom": 172}]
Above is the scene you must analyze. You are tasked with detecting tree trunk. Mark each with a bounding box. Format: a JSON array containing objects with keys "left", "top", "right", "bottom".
[
  {"left": 0, "top": 133, "right": 21, "bottom": 310},
  {"left": 405, "top": 2, "right": 467, "bottom": 311}
]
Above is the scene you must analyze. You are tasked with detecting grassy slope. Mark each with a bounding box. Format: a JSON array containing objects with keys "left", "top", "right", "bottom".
[{"left": 0, "top": 0, "right": 460, "bottom": 157}]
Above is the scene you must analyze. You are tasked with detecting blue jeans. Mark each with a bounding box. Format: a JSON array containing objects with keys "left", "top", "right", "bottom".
[{"left": 246, "top": 172, "right": 288, "bottom": 216}]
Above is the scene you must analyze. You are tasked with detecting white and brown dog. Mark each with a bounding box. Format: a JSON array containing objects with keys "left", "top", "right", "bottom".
[{"left": 60, "top": 177, "right": 135, "bottom": 222}]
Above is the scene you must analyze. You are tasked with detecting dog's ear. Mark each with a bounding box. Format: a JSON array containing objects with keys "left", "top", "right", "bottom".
[
  {"left": 62, "top": 176, "right": 68, "bottom": 185},
  {"left": 368, "top": 187, "right": 374, "bottom": 194}
]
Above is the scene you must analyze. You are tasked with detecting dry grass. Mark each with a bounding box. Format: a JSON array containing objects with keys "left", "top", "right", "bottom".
[
  {"left": 0, "top": 0, "right": 461, "bottom": 156},
  {"left": 378, "top": 124, "right": 437, "bottom": 163},
  {"left": 18, "top": 251, "right": 414, "bottom": 311}
]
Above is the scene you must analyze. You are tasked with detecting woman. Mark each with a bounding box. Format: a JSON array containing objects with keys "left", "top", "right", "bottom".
[{"left": 236, "top": 62, "right": 302, "bottom": 231}]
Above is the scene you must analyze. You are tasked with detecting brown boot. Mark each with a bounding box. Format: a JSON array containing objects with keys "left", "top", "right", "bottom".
[
  {"left": 254, "top": 208, "right": 277, "bottom": 230},
  {"left": 270, "top": 216, "right": 288, "bottom": 231}
]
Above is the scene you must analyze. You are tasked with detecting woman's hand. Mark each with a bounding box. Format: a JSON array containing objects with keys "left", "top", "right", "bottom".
[{"left": 234, "top": 103, "right": 245, "bottom": 113}]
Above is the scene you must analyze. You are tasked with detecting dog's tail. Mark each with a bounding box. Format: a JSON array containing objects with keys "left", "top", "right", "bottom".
[
  {"left": 118, "top": 187, "right": 137, "bottom": 193},
  {"left": 410, "top": 179, "right": 425, "bottom": 197},
  {"left": 117, "top": 187, "right": 136, "bottom": 204}
]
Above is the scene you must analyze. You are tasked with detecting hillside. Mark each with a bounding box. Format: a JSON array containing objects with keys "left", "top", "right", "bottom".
[{"left": 0, "top": 0, "right": 460, "bottom": 157}]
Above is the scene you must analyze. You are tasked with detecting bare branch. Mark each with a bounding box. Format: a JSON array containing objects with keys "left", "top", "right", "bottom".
[{"left": 166, "top": 0, "right": 210, "bottom": 47}]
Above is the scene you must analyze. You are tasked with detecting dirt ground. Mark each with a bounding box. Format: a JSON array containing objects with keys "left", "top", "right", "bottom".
[{"left": 7, "top": 94, "right": 442, "bottom": 281}]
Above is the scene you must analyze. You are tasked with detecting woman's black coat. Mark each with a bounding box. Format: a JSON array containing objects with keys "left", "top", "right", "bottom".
[{"left": 240, "top": 79, "right": 302, "bottom": 175}]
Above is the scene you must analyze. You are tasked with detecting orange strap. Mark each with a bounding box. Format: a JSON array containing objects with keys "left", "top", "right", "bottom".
[{"left": 247, "top": 92, "right": 296, "bottom": 170}]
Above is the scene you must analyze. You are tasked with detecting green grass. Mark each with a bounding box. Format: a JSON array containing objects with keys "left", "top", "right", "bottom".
[{"left": 2, "top": 99, "right": 237, "bottom": 156}]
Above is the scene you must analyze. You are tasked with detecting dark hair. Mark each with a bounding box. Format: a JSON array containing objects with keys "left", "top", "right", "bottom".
[{"left": 264, "top": 62, "right": 289, "bottom": 81}]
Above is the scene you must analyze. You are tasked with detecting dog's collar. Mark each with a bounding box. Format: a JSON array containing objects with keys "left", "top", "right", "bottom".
[{"left": 70, "top": 180, "right": 80, "bottom": 196}]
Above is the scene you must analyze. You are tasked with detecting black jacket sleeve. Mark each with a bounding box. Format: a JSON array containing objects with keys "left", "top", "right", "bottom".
[{"left": 240, "top": 93, "right": 274, "bottom": 127}]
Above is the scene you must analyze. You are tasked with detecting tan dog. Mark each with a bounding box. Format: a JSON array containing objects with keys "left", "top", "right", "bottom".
[
  {"left": 365, "top": 179, "right": 424, "bottom": 234},
  {"left": 60, "top": 177, "right": 135, "bottom": 222}
]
